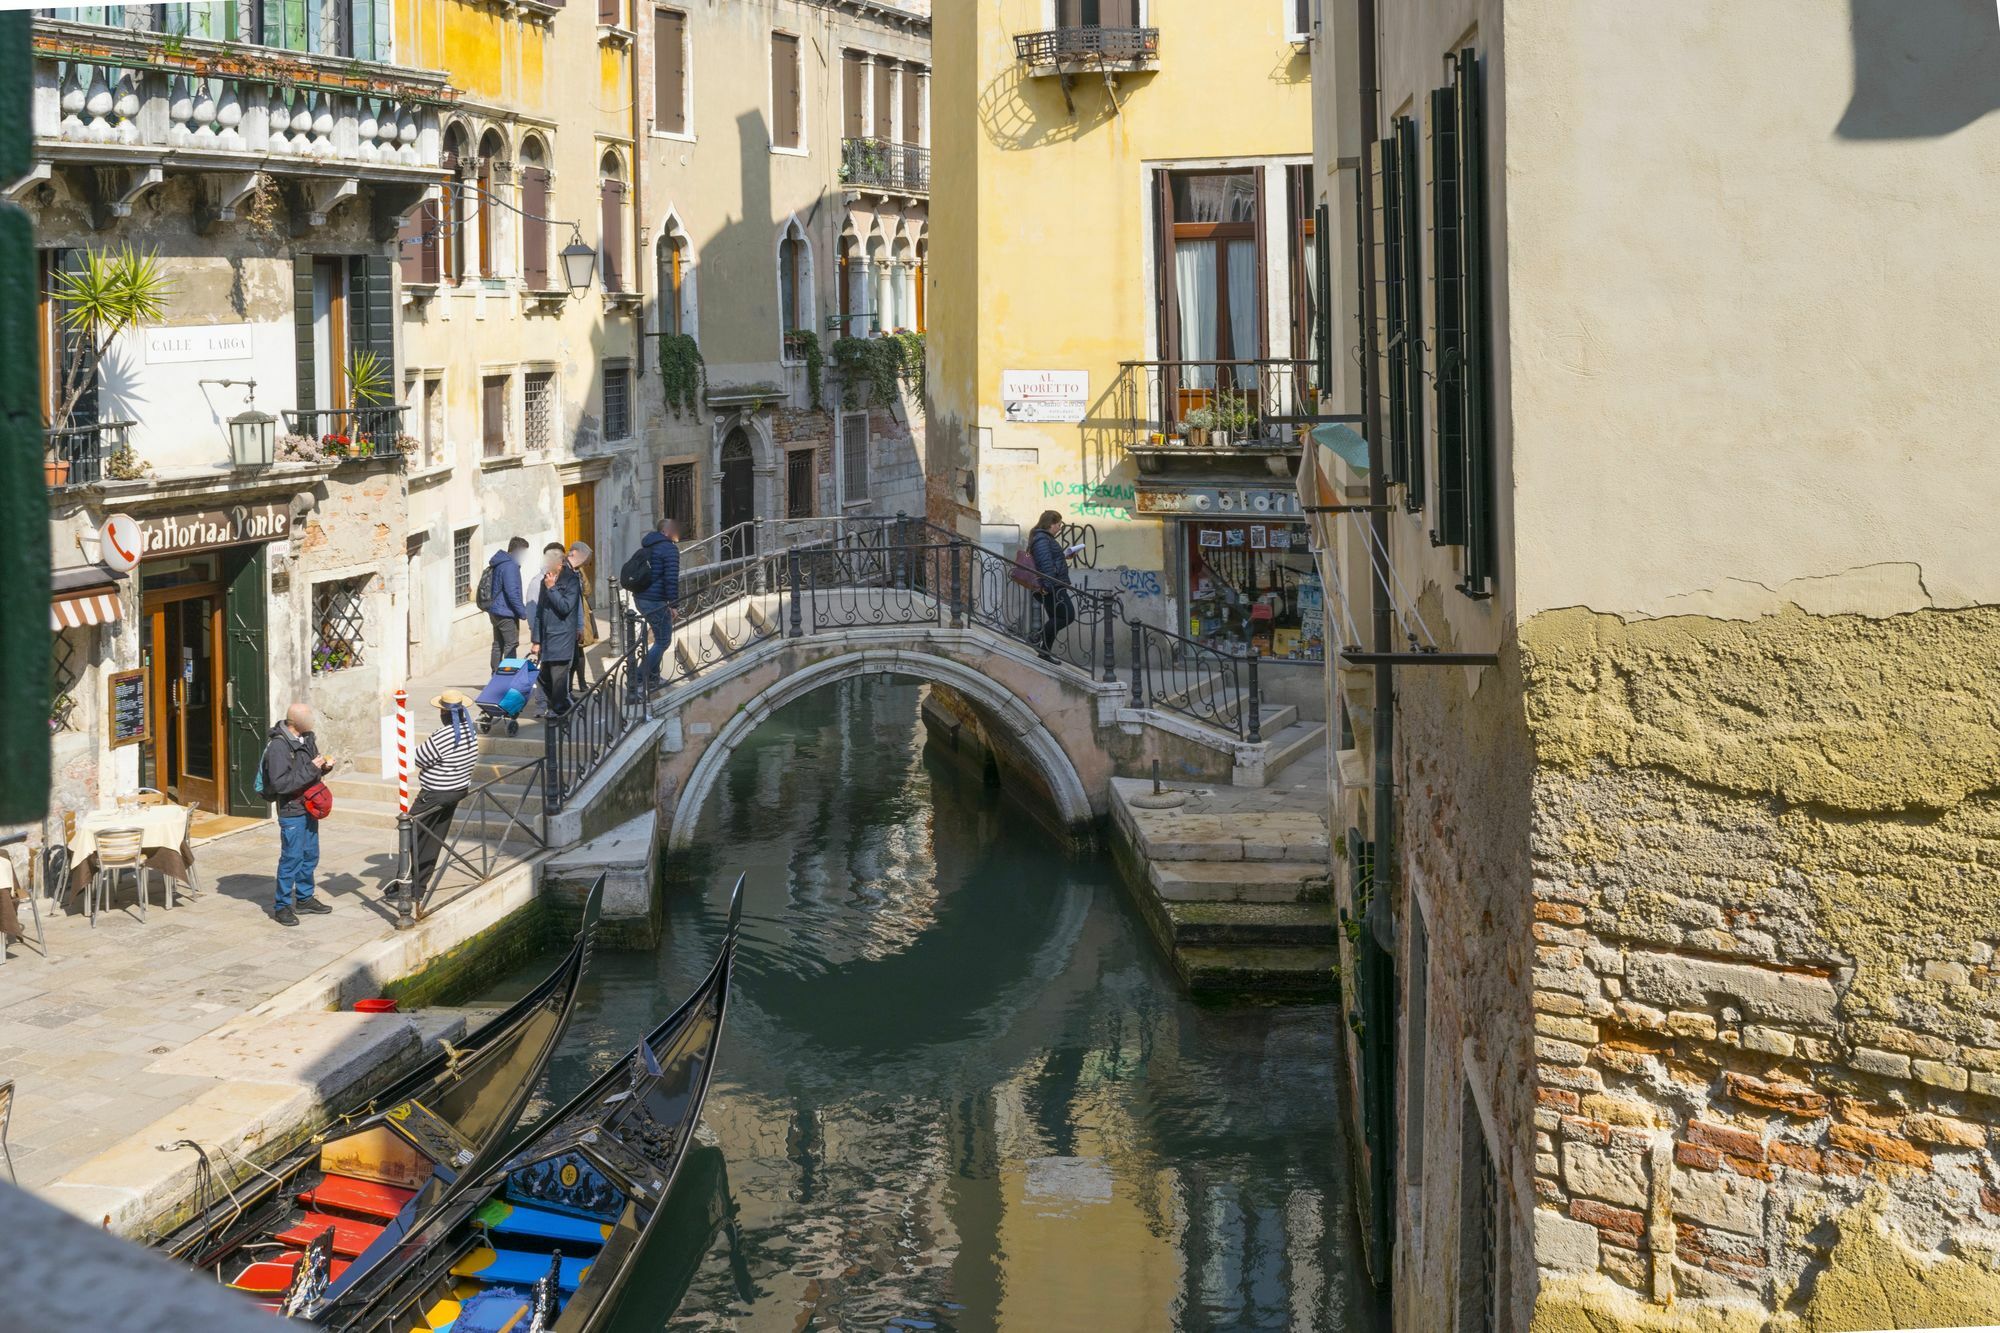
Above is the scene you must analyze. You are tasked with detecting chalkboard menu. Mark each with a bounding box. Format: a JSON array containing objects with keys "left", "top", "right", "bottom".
[{"left": 108, "top": 670, "right": 149, "bottom": 748}]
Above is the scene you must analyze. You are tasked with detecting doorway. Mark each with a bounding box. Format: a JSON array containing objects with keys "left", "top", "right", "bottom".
[
  {"left": 720, "top": 429, "right": 755, "bottom": 559},
  {"left": 140, "top": 560, "right": 227, "bottom": 812}
]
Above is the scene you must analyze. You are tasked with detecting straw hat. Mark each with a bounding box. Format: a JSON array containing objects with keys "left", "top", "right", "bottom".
[{"left": 429, "top": 689, "right": 475, "bottom": 710}]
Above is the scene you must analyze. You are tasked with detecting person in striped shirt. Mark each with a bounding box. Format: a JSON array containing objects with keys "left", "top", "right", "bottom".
[{"left": 389, "top": 689, "right": 481, "bottom": 906}]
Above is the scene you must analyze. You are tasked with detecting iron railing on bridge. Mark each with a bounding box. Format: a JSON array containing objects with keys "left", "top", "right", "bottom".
[
  {"left": 1128, "top": 620, "right": 1264, "bottom": 742},
  {"left": 392, "top": 757, "right": 549, "bottom": 925}
]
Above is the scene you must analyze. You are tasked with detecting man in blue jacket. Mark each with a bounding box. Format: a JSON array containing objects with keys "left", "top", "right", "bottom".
[
  {"left": 485, "top": 537, "right": 530, "bottom": 673},
  {"left": 635, "top": 517, "right": 681, "bottom": 690}
]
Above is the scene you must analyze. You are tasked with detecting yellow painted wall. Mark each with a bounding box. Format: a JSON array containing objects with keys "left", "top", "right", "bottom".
[{"left": 931, "top": 0, "right": 1311, "bottom": 568}]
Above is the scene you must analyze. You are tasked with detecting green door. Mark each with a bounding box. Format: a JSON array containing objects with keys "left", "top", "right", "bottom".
[{"left": 223, "top": 545, "right": 271, "bottom": 816}]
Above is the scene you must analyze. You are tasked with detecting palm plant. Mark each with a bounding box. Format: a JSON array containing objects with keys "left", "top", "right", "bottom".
[{"left": 49, "top": 246, "right": 174, "bottom": 431}]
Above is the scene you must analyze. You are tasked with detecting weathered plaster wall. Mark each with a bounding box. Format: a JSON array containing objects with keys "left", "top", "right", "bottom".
[{"left": 1520, "top": 603, "right": 2000, "bottom": 1329}]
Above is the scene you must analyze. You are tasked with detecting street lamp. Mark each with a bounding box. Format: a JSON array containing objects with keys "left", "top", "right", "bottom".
[
  {"left": 559, "top": 226, "right": 598, "bottom": 295},
  {"left": 229, "top": 407, "right": 278, "bottom": 468}
]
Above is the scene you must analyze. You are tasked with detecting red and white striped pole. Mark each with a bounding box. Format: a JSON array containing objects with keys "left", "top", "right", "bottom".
[{"left": 394, "top": 689, "right": 410, "bottom": 814}]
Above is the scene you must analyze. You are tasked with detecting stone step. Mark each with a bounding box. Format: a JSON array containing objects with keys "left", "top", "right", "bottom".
[
  {"left": 1121, "top": 806, "right": 1329, "bottom": 863},
  {"left": 1164, "top": 901, "right": 1334, "bottom": 949},
  {"left": 1150, "top": 859, "right": 1330, "bottom": 904},
  {"left": 1175, "top": 945, "right": 1336, "bottom": 997},
  {"left": 1258, "top": 720, "right": 1326, "bottom": 779}
]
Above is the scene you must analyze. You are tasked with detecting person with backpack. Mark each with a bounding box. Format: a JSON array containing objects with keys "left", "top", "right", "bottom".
[
  {"left": 624, "top": 517, "right": 682, "bottom": 692},
  {"left": 261, "top": 702, "right": 334, "bottom": 926},
  {"left": 479, "top": 538, "right": 531, "bottom": 673},
  {"left": 1028, "top": 509, "right": 1080, "bottom": 661},
  {"left": 530, "top": 543, "right": 582, "bottom": 717}
]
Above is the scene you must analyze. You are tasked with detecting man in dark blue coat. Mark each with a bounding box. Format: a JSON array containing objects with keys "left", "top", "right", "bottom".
[
  {"left": 485, "top": 537, "right": 530, "bottom": 672},
  {"left": 635, "top": 518, "right": 682, "bottom": 690},
  {"left": 531, "top": 542, "right": 582, "bottom": 716}
]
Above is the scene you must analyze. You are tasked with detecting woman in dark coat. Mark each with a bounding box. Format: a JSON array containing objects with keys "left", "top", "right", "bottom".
[{"left": 1028, "top": 509, "right": 1076, "bottom": 660}]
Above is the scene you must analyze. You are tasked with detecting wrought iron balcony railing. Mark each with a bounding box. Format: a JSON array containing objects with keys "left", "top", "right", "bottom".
[
  {"left": 1116, "top": 359, "right": 1315, "bottom": 463},
  {"left": 44, "top": 420, "right": 132, "bottom": 489},
  {"left": 284, "top": 405, "right": 409, "bottom": 462},
  {"left": 840, "top": 136, "right": 930, "bottom": 195},
  {"left": 1014, "top": 26, "right": 1160, "bottom": 69}
]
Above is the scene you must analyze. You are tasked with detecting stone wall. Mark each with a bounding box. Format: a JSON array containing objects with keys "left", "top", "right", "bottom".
[{"left": 1519, "top": 605, "right": 2000, "bottom": 1329}]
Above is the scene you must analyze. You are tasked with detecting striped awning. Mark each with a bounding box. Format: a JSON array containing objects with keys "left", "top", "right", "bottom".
[{"left": 52, "top": 589, "right": 121, "bottom": 630}]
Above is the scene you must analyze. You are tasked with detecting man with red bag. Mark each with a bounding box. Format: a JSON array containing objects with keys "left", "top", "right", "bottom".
[{"left": 261, "top": 702, "right": 335, "bottom": 927}]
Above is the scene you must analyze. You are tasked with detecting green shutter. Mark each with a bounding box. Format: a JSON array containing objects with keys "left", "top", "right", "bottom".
[
  {"left": 54, "top": 248, "right": 100, "bottom": 430},
  {"left": 1313, "top": 202, "right": 1332, "bottom": 391},
  {"left": 223, "top": 545, "right": 270, "bottom": 815},
  {"left": 293, "top": 255, "right": 316, "bottom": 415},
  {"left": 1380, "top": 134, "right": 1406, "bottom": 490},
  {"left": 1429, "top": 84, "right": 1466, "bottom": 548},
  {"left": 350, "top": 254, "right": 394, "bottom": 363},
  {"left": 1457, "top": 50, "right": 1496, "bottom": 597},
  {"left": 1398, "top": 117, "right": 1425, "bottom": 513}
]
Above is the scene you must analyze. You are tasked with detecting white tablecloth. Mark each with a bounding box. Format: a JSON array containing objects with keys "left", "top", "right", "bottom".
[{"left": 64, "top": 804, "right": 196, "bottom": 902}]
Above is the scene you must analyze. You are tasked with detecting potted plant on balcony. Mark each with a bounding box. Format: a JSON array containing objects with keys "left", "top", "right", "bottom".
[
  {"left": 46, "top": 246, "right": 174, "bottom": 484},
  {"left": 343, "top": 350, "right": 394, "bottom": 456}
]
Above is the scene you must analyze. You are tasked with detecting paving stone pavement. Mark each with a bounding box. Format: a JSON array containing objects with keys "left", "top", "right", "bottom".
[{"left": 0, "top": 819, "right": 410, "bottom": 1191}]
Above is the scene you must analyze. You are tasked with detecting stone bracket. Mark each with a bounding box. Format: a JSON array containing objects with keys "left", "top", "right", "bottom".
[
  {"left": 195, "top": 171, "right": 265, "bottom": 235},
  {"left": 86, "top": 164, "right": 165, "bottom": 231},
  {"left": 288, "top": 175, "right": 358, "bottom": 233},
  {"left": 2, "top": 161, "right": 52, "bottom": 204}
]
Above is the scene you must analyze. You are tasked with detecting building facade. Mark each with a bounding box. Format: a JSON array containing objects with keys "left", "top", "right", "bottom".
[
  {"left": 1304, "top": 1, "right": 2000, "bottom": 1329},
  {"left": 633, "top": 0, "right": 931, "bottom": 551},
  {"left": 20, "top": 3, "right": 449, "bottom": 816},
  {"left": 931, "top": 0, "right": 1320, "bottom": 667}
]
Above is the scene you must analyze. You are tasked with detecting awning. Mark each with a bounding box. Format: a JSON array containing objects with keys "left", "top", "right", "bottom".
[{"left": 51, "top": 567, "right": 123, "bottom": 630}]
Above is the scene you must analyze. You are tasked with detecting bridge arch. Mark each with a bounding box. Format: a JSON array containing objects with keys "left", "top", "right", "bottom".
[{"left": 666, "top": 646, "right": 1094, "bottom": 848}]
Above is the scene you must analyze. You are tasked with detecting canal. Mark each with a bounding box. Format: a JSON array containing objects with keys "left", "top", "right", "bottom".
[{"left": 479, "top": 677, "right": 1380, "bottom": 1331}]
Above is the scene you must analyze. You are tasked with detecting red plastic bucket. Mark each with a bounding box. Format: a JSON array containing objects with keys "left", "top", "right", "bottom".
[{"left": 354, "top": 998, "right": 398, "bottom": 1014}]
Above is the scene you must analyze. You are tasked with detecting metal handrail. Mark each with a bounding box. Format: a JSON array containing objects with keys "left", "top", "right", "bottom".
[
  {"left": 1116, "top": 358, "right": 1314, "bottom": 452},
  {"left": 392, "top": 757, "right": 548, "bottom": 925},
  {"left": 1014, "top": 26, "right": 1160, "bottom": 65},
  {"left": 542, "top": 646, "right": 646, "bottom": 814},
  {"left": 44, "top": 420, "right": 133, "bottom": 488},
  {"left": 283, "top": 405, "right": 408, "bottom": 460},
  {"left": 1128, "top": 618, "right": 1263, "bottom": 742},
  {"left": 841, "top": 136, "right": 930, "bottom": 193}
]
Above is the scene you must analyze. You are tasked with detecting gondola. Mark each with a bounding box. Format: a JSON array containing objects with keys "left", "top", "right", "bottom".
[
  {"left": 158, "top": 875, "right": 606, "bottom": 1311},
  {"left": 312, "top": 875, "right": 743, "bottom": 1333}
]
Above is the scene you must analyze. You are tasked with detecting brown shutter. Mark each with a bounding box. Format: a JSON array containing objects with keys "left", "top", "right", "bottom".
[
  {"left": 903, "top": 66, "right": 923, "bottom": 146},
  {"left": 398, "top": 206, "right": 424, "bottom": 285},
  {"left": 598, "top": 0, "right": 618, "bottom": 26},
  {"left": 477, "top": 153, "right": 494, "bottom": 278},
  {"left": 522, "top": 167, "right": 550, "bottom": 289},
  {"left": 874, "top": 60, "right": 894, "bottom": 141},
  {"left": 1057, "top": 0, "right": 1082, "bottom": 27},
  {"left": 1102, "top": 0, "right": 1136, "bottom": 27},
  {"left": 483, "top": 377, "right": 505, "bottom": 453},
  {"left": 772, "top": 32, "right": 800, "bottom": 148},
  {"left": 655, "top": 9, "right": 686, "bottom": 135},
  {"left": 600, "top": 178, "right": 624, "bottom": 291},
  {"left": 843, "top": 51, "right": 865, "bottom": 140}
]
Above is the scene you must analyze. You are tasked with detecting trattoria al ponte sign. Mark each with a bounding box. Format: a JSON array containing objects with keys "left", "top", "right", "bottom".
[{"left": 138, "top": 501, "right": 291, "bottom": 559}]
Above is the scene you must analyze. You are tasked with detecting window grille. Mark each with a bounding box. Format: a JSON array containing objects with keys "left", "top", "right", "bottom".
[
  {"left": 603, "top": 367, "right": 631, "bottom": 440},
  {"left": 662, "top": 463, "right": 697, "bottom": 538},
  {"left": 454, "top": 529, "right": 475, "bottom": 606},
  {"left": 841, "top": 412, "right": 869, "bottom": 502},
  {"left": 786, "top": 448, "right": 815, "bottom": 518},
  {"left": 50, "top": 627, "right": 86, "bottom": 734},
  {"left": 312, "top": 578, "right": 367, "bottom": 674},
  {"left": 524, "top": 371, "right": 556, "bottom": 452},
  {"left": 1457, "top": 1083, "right": 1499, "bottom": 1333}
]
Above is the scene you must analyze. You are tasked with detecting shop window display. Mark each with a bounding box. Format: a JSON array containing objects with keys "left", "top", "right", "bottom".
[{"left": 1183, "top": 520, "right": 1324, "bottom": 661}]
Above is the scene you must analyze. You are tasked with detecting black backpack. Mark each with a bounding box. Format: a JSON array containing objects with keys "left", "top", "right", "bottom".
[
  {"left": 619, "top": 546, "right": 654, "bottom": 595},
  {"left": 474, "top": 562, "right": 497, "bottom": 612}
]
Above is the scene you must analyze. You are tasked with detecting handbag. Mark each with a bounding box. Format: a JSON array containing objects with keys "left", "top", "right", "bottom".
[
  {"left": 1011, "top": 545, "right": 1042, "bottom": 590},
  {"left": 301, "top": 780, "right": 334, "bottom": 820}
]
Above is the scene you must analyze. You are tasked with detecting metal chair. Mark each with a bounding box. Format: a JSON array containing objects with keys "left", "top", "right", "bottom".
[
  {"left": 89, "top": 827, "right": 149, "bottom": 925},
  {"left": 10, "top": 853, "right": 44, "bottom": 963},
  {"left": 0, "top": 1079, "right": 13, "bottom": 1184}
]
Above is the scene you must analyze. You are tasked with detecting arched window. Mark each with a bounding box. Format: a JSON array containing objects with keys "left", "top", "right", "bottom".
[
  {"left": 777, "top": 220, "right": 812, "bottom": 357},
  {"left": 520, "top": 136, "right": 551, "bottom": 290},
  {"left": 915, "top": 238, "right": 927, "bottom": 333},
  {"left": 866, "top": 235, "right": 889, "bottom": 336},
  {"left": 599, "top": 151, "right": 627, "bottom": 293},
  {"left": 656, "top": 222, "right": 694, "bottom": 337},
  {"left": 441, "top": 124, "right": 470, "bottom": 284},
  {"left": 891, "top": 238, "right": 913, "bottom": 332},
  {"left": 476, "top": 129, "right": 504, "bottom": 279}
]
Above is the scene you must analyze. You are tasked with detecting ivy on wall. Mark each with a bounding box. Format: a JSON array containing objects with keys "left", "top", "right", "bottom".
[
  {"left": 828, "top": 333, "right": 925, "bottom": 412},
  {"left": 659, "top": 333, "right": 705, "bottom": 418}
]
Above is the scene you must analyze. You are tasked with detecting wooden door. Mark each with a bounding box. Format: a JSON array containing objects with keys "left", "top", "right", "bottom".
[
  {"left": 142, "top": 587, "right": 226, "bottom": 812},
  {"left": 562, "top": 483, "right": 597, "bottom": 555}
]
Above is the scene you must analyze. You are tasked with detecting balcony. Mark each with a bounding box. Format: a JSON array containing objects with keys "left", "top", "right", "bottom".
[
  {"left": 840, "top": 137, "right": 930, "bottom": 196},
  {"left": 44, "top": 420, "right": 133, "bottom": 490},
  {"left": 24, "top": 20, "right": 446, "bottom": 229},
  {"left": 1117, "top": 359, "right": 1315, "bottom": 475},
  {"left": 1014, "top": 25, "right": 1161, "bottom": 73},
  {"left": 283, "top": 406, "right": 410, "bottom": 464}
]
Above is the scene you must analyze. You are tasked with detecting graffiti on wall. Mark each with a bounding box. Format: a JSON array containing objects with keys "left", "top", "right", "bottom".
[{"left": 1040, "top": 478, "right": 1136, "bottom": 521}]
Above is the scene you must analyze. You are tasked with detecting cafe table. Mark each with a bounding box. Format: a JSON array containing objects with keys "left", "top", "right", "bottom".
[
  {"left": 64, "top": 803, "right": 200, "bottom": 907},
  {"left": 0, "top": 854, "right": 19, "bottom": 942}
]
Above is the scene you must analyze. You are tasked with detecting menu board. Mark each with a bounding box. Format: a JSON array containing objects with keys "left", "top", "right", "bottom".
[{"left": 108, "top": 669, "right": 149, "bottom": 748}]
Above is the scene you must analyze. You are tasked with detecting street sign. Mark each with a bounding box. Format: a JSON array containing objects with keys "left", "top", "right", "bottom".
[{"left": 99, "top": 512, "right": 142, "bottom": 573}]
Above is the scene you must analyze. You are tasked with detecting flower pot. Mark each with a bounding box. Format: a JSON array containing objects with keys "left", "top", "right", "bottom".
[
  {"left": 1213, "top": 430, "right": 1232, "bottom": 448},
  {"left": 44, "top": 458, "right": 71, "bottom": 487},
  {"left": 1186, "top": 427, "right": 1210, "bottom": 448}
]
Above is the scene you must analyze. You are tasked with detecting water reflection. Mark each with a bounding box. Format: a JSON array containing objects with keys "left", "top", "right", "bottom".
[{"left": 484, "top": 678, "right": 1380, "bottom": 1332}]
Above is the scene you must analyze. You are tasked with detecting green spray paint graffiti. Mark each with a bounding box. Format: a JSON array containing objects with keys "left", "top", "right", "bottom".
[{"left": 1041, "top": 479, "right": 1137, "bottom": 520}]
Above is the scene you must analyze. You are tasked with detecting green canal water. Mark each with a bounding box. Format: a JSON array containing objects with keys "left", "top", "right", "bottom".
[{"left": 477, "top": 677, "right": 1380, "bottom": 1331}]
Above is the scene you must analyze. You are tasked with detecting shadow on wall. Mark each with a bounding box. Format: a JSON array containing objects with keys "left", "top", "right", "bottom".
[
  {"left": 1837, "top": 0, "right": 2000, "bottom": 139},
  {"left": 977, "top": 53, "right": 1128, "bottom": 150}
]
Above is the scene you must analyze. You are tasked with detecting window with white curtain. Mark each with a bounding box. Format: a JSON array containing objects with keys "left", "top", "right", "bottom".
[{"left": 1162, "top": 171, "right": 1263, "bottom": 390}]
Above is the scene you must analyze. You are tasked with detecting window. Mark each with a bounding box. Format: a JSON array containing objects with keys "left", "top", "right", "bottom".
[
  {"left": 311, "top": 578, "right": 367, "bottom": 674},
  {"left": 453, "top": 530, "right": 475, "bottom": 606},
  {"left": 874, "top": 57, "right": 896, "bottom": 142},
  {"left": 293, "top": 255, "right": 393, "bottom": 421},
  {"left": 1285, "top": 0, "right": 1313, "bottom": 41},
  {"left": 654, "top": 8, "right": 689, "bottom": 136},
  {"left": 656, "top": 227, "right": 692, "bottom": 337},
  {"left": 840, "top": 412, "right": 868, "bottom": 503},
  {"left": 599, "top": 151, "right": 626, "bottom": 292},
  {"left": 1158, "top": 170, "right": 1264, "bottom": 390},
  {"left": 838, "top": 233, "right": 860, "bottom": 333},
  {"left": 40, "top": 249, "right": 98, "bottom": 432},
  {"left": 524, "top": 370, "right": 556, "bottom": 452},
  {"left": 1377, "top": 121, "right": 1424, "bottom": 510},
  {"left": 398, "top": 198, "right": 441, "bottom": 286},
  {"left": 441, "top": 125, "right": 468, "bottom": 284},
  {"left": 771, "top": 31, "right": 802, "bottom": 150},
  {"left": 482, "top": 373, "right": 510, "bottom": 458},
  {"left": 778, "top": 222, "right": 811, "bottom": 355},
  {"left": 786, "top": 448, "right": 815, "bottom": 518},
  {"left": 598, "top": 0, "right": 623, "bottom": 26},
  {"left": 603, "top": 365, "right": 631, "bottom": 440},
  {"left": 1457, "top": 1083, "right": 1499, "bottom": 1333},
  {"left": 50, "top": 626, "right": 87, "bottom": 734},
  {"left": 843, "top": 50, "right": 867, "bottom": 138},
  {"left": 915, "top": 242, "right": 927, "bottom": 333},
  {"left": 476, "top": 129, "right": 504, "bottom": 279},
  {"left": 1056, "top": 0, "right": 1140, "bottom": 28},
  {"left": 1405, "top": 903, "right": 1430, "bottom": 1186},
  {"left": 1430, "top": 50, "right": 1496, "bottom": 596},
  {"left": 423, "top": 376, "right": 444, "bottom": 466},
  {"left": 521, "top": 137, "right": 551, "bottom": 290},
  {"left": 903, "top": 63, "right": 926, "bottom": 147},
  {"left": 662, "top": 462, "right": 697, "bottom": 538}
]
